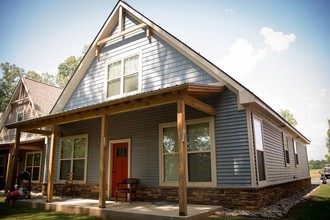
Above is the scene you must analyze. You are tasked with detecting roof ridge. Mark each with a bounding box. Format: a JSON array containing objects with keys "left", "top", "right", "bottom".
[{"left": 23, "top": 76, "right": 62, "bottom": 90}]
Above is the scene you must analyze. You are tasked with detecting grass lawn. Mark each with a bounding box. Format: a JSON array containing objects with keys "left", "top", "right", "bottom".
[
  {"left": 0, "top": 197, "right": 105, "bottom": 220},
  {"left": 310, "top": 169, "right": 322, "bottom": 178},
  {"left": 286, "top": 184, "right": 330, "bottom": 219}
]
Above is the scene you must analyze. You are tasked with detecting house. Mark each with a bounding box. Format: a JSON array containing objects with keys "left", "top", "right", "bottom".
[
  {"left": 5, "top": 1, "right": 310, "bottom": 215},
  {"left": 0, "top": 77, "right": 62, "bottom": 191}
]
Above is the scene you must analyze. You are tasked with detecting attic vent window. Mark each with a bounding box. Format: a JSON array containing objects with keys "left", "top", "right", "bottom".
[
  {"left": 17, "top": 112, "right": 24, "bottom": 122},
  {"left": 106, "top": 54, "right": 140, "bottom": 98}
]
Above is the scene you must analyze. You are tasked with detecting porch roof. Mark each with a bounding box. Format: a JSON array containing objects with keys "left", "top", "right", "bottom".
[{"left": 5, "top": 84, "right": 225, "bottom": 132}]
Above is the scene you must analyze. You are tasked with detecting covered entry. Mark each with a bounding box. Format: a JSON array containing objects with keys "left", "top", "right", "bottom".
[{"left": 6, "top": 84, "right": 225, "bottom": 216}]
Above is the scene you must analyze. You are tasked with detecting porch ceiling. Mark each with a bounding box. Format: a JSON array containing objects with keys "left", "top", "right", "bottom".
[{"left": 6, "top": 84, "right": 225, "bottom": 132}]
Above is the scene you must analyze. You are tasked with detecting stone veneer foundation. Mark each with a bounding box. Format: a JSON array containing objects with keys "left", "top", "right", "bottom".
[{"left": 38, "top": 178, "right": 310, "bottom": 210}]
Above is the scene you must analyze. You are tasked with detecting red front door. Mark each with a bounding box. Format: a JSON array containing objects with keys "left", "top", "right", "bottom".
[{"left": 111, "top": 142, "right": 128, "bottom": 197}]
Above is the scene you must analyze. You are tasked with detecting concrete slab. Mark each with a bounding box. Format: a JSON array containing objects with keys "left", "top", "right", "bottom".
[{"left": 14, "top": 197, "right": 220, "bottom": 220}]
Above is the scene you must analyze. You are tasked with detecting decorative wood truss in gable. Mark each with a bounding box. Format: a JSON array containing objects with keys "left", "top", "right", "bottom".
[{"left": 94, "top": 5, "right": 151, "bottom": 61}]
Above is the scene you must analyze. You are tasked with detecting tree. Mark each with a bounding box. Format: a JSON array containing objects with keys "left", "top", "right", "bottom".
[
  {"left": 325, "top": 119, "right": 330, "bottom": 163},
  {"left": 55, "top": 44, "right": 89, "bottom": 88},
  {"left": 0, "top": 62, "right": 25, "bottom": 112},
  {"left": 26, "top": 70, "right": 42, "bottom": 81},
  {"left": 55, "top": 56, "right": 80, "bottom": 88},
  {"left": 26, "top": 71, "right": 56, "bottom": 86},
  {"left": 278, "top": 109, "right": 298, "bottom": 127}
]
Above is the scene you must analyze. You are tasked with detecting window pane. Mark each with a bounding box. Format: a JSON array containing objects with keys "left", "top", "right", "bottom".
[
  {"left": 124, "top": 73, "right": 138, "bottom": 93},
  {"left": 73, "top": 159, "right": 85, "bottom": 180},
  {"left": 253, "top": 118, "right": 264, "bottom": 151},
  {"left": 163, "top": 127, "right": 177, "bottom": 153},
  {"left": 60, "top": 160, "right": 71, "bottom": 180},
  {"left": 61, "top": 140, "right": 72, "bottom": 159},
  {"left": 17, "top": 112, "right": 23, "bottom": 122},
  {"left": 26, "top": 154, "right": 33, "bottom": 166},
  {"left": 164, "top": 154, "right": 178, "bottom": 181},
  {"left": 187, "top": 122, "right": 210, "bottom": 151},
  {"left": 108, "top": 60, "right": 121, "bottom": 79},
  {"left": 188, "top": 153, "right": 211, "bottom": 182},
  {"left": 32, "top": 167, "right": 39, "bottom": 181},
  {"left": 257, "top": 150, "right": 266, "bottom": 181},
  {"left": 0, "top": 167, "right": 4, "bottom": 177},
  {"left": 107, "top": 78, "right": 120, "bottom": 97},
  {"left": 34, "top": 153, "right": 41, "bottom": 166},
  {"left": 74, "top": 138, "right": 86, "bottom": 158},
  {"left": 0, "top": 155, "right": 6, "bottom": 166},
  {"left": 124, "top": 55, "right": 138, "bottom": 75},
  {"left": 26, "top": 167, "right": 32, "bottom": 176}
]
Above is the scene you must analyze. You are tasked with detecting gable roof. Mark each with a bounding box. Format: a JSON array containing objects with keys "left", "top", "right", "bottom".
[
  {"left": 0, "top": 77, "right": 62, "bottom": 130},
  {"left": 50, "top": 1, "right": 309, "bottom": 144},
  {"left": 23, "top": 77, "right": 63, "bottom": 117}
]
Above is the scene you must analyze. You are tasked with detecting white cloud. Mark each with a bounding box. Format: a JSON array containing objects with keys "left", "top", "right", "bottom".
[
  {"left": 260, "top": 27, "right": 296, "bottom": 53},
  {"left": 219, "top": 38, "right": 267, "bottom": 76},
  {"left": 224, "top": 8, "right": 234, "bottom": 14},
  {"left": 219, "top": 27, "right": 296, "bottom": 76}
]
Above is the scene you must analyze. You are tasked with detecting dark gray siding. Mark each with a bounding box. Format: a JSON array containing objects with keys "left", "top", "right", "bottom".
[{"left": 263, "top": 120, "right": 309, "bottom": 185}]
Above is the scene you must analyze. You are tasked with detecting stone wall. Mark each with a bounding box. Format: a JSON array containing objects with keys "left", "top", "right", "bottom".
[{"left": 40, "top": 178, "right": 310, "bottom": 210}]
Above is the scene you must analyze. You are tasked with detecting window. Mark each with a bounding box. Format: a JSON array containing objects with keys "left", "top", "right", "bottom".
[
  {"left": 160, "top": 118, "right": 215, "bottom": 186},
  {"left": 293, "top": 140, "right": 299, "bottom": 166},
  {"left": 283, "top": 134, "right": 290, "bottom": 164},
  {"left": 106, "top": 53, "right": 140, "bottom": 98},
  {"left": 59, "top": 135, "right": 88, "bottom": 182},
  {"left": 25, "top": 152, "right": 42, "bottom": 181},
  {"left": 0, "top": 154, "right": 6, "bottom": 178},
  {"left": 17, "top": 111, "right": 24, "bottom": 122},
  {"left": 253, "top": 117, "right": 266, "bottom": 182}
]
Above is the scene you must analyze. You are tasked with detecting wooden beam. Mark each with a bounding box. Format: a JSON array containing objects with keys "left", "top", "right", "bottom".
[
  {"left": 118, "top": 6, "right": 123, "bottom": 33},
  {"left": 177, "top": 99, "right": 187, "bottom": 216},
  {"left": 146, "top": 26, "right": 151, "bottom": 43},
  {"left": 99, "top": 114, "right": 108, "bottom": 208},
  {"left": 96, "top": 23, "right": 147, "bottom": 47},
  {"left": 5, "top": 149, "right": 13, "bottom": 191},
  {"left": 95, "top": 45, "right": 100, "bottom": 61},
  {"left": 6, "top": 130, "right": 21, "bottom": 191},
  {"left": 47, "top": 126, "right": 57, "bottom": 203},
  {"left": 26, "top": 129, "right": 51, "bottom": 135},
  {"left": 184, "top": 95, "right": 216, "bottom": 115},
  {"left": 9, "top": 91, "right": 181, "bottom": 131}
]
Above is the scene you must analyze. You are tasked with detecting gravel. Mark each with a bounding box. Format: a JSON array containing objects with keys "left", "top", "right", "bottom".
[{"left": 213, "top": 186, "right": 318, "bottom": 219}]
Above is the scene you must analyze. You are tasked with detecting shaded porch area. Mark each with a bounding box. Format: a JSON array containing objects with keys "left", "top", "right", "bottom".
[{"left": 14, "top": 196, "right": 220, "bottom": 220}]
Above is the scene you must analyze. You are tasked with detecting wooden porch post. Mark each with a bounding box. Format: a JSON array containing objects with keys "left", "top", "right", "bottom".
[
  {"left": 99, "top": 114, "right": 108, "bottom": 208},
  {"left": 47, "top": 126, "right": 57, "bottom": 203},
  {"left": 6, "top": 129, "right": 20, "bottom": 191},
  {"left": 177, "top": 98, "right": 188, "bottom": 216}
]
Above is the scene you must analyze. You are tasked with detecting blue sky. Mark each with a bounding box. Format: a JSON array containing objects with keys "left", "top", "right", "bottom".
[{"left": 0, "top": 0, "right": 329, "bottom": 160}]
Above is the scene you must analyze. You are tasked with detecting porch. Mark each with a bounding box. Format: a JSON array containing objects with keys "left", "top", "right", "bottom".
[{"left": 14, "top": 196, "right": 220, "bottom": 220}]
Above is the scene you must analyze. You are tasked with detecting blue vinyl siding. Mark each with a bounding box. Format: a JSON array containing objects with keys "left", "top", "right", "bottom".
[
  {"left": 263, "top": 121, "right": 309, "bottom": 184},
  {"left": 64, "top": 14, "right": 216, "bottom": 111},
  {"left": 212, "top": 90, "right": 251, "bottom": 187},
  {"left": 57, "top": 89, "right": 251, "bottom": 187}
]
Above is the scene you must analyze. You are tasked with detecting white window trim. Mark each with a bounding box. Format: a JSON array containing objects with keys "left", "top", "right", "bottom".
[
  {"left": 104, "top": 49, "right": 142, "bottom": 101},
  {"left": 0, "top": 154, "right": 6, "bottom": 178},
  {"left": 159, "top": 117, "right": 216, "bottom": 187},
  {"left": 252, "top": 115, "right": 267, "bottom": 186},
  {"left": 17, "top": 111, "right": 24, "bottom": 122},
  {"left": 293, "top": 139, "right": 299, "bottom": 167},
  {"left": 57, "top": 134, "right": 88, "bottom": 184},
  {"left": 25, "top": 151, "right": 42, "bottom": 182},
  {"left": 282, "top": 133, "right": 290, "bottom": 165}
]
